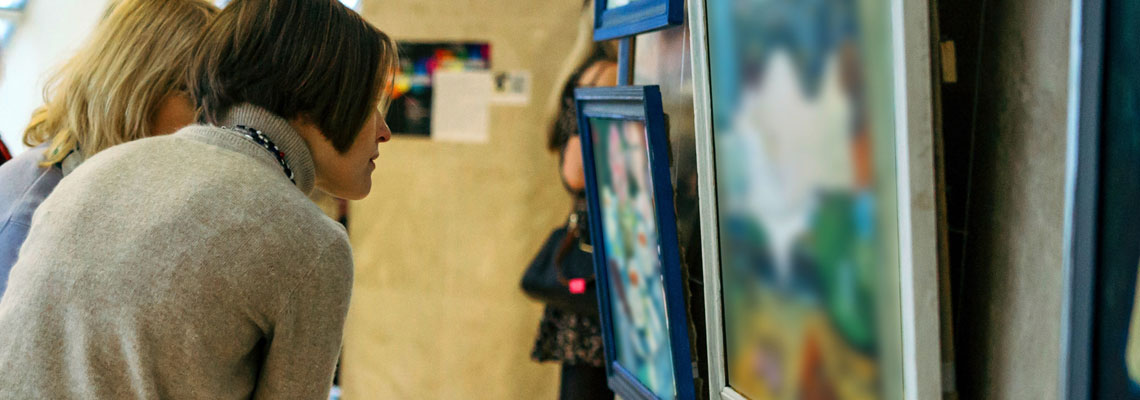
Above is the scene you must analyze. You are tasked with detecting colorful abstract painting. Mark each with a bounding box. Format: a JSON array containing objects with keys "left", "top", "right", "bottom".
[
  {"left": 386, "top": 42, "right": 490, "bottom": 136},
  {"left": 707, "top": 0, "right": 900, "bottom": 398}
]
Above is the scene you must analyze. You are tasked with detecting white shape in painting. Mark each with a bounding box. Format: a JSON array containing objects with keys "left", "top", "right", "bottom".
[{"left": 722, "top": 50, "right": 854, "bottom": 284}]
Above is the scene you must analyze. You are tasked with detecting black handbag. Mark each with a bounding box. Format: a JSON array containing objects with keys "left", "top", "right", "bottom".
[{"left": 520, "top": 205, "right": 600, "bottom": 316}]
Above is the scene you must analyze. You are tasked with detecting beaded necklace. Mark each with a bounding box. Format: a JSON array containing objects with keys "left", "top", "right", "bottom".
[{"left": 225, "top": 125, "right": 296, "bottom": 185}]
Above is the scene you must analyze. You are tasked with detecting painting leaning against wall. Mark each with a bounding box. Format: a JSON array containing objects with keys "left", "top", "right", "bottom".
[{"left": 706, "top": 0, "right": 901, "bottom": 398}]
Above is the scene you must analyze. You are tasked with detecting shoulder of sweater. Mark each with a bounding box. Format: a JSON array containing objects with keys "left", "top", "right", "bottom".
[
  {"left": 251, "top": 197, "right": 351, "bottom": 271},
  {"left": 308, "top": 213, "right": 352, "bottom": 255},
  {"left": 316, "top": 229, "right": 353, "bottom": 273},
  {"left": 280, "top": 223, "right": 353, "bottom": 307},
  {"left": 72, "top": 131, "right": 347, "bottom": 259}
]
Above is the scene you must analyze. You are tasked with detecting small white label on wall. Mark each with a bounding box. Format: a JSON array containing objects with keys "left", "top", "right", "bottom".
[
  {"left": 431, "top": 71, "right": 492, "bottom": 144},
  {"left": 490, "top": 70, "right": 531, "bottom": 105}
]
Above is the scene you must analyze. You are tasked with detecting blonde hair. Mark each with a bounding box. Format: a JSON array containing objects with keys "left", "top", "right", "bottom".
[
  {"left": 22, "top": 0, "right": 218, "bottom": 165},
  {"left": 544, "top": 3, "right": 597, "bottom": 134}
]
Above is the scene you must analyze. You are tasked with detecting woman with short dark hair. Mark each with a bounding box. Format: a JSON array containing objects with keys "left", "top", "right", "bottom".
[
  {"left": 0, "top": 0, "right": 397, "bottom": 398},
  {"left": 523, "top": 41, "right": 618, "bottom": 400}
]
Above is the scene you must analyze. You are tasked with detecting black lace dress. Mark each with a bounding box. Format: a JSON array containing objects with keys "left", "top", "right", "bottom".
[{"left": 531, "top": 303, "right": 605, "bottom": 367}]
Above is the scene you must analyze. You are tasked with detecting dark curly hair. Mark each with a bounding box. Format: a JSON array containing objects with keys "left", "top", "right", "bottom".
[{"left": 546, "top": 44, "right": 618, "bottom": 152}]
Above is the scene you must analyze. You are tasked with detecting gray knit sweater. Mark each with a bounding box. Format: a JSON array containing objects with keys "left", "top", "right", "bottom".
[{"left": 0, "top": 104, "right": 354, "bottom": 399}]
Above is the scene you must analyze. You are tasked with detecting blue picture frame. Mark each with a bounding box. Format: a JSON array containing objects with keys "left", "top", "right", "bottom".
[
  {"left": 593, "top": 0, "right": 684, "bottom": 41},
  {"left": 1059, "top": 0, "right": 1140, "bottom": 398},
  {"left": 574, "top": 85, "right": 695, "bottom": 400}
]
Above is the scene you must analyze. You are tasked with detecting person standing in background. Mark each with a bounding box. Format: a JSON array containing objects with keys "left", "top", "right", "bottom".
[
  {"left": 523, "top": 39, "right": 619, "bottom": 399},
  {"left": 0, "top": 0, "right": 218, "bottom": 295},
  {"left": 0, "top": 0, "right": 397, "bottom": 397}
]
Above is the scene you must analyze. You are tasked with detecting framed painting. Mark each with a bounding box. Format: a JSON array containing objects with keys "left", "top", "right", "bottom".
[
  {"left": 687, "top": 0, "right": 944, "bottom": 398},
  {"left": 385, "top": 42, "right": 491, "bottom": 137},
  {"left": 575, "top": 85, "right": 697, "bottom": 400},
  {"left": 594, "top": 0, "right": 684, "bottom": 41},
  {"left": 1058, "top": 0, "right": 1140, "bottom": 398}
]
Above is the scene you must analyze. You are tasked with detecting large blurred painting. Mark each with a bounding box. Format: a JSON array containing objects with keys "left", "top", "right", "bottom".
[{"left": 707, "top": 0, "right": 899, "bottom": 398}]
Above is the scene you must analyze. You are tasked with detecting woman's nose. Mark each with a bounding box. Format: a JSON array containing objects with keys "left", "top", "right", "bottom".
[{"left": 378, "top": 119, "right": 392, "bottom": 143}]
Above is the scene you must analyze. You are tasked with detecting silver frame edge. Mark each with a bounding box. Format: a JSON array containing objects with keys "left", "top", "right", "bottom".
[
  {"left": 891, "top": 0, "right": 943, "bottom": 398},
  {"left": 685, "top": 0, "right": 728, "bottom": 398}
]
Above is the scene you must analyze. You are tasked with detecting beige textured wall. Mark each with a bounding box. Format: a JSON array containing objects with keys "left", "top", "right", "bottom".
[
  {"left": 341, "top": 1, "right": 588, "bottom": 398},
  {"left": 955, "top": 0, "right": 1071, "bottom": 399}
]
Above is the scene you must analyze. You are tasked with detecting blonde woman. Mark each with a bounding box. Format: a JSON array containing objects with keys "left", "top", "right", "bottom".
[
  {"left": 0, "top": 0, "right": 217, "bottom": 293},
  {"left": 0, "top": 0, "right": 395, "bottom": 397}
]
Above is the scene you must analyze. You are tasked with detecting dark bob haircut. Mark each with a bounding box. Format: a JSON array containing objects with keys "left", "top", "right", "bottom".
[
  {"left": 547, "top": 43, "right": 616, "bottom": 152},
  {"left": 188, "top": 0, "right": 396, "bottom": 153}
]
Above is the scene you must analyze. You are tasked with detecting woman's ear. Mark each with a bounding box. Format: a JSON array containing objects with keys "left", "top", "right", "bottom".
[
  {"left": 291, "top": 114, "right": 319, "bottom": 129},
  {"left": 288, "top": 114, "right": 326, "bottom": 145},
  {"left": 150, "top": 93, "right": 197, "bottom": 136}
]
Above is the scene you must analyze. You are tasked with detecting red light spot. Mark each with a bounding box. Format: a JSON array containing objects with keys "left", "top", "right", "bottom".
[{"left": 569, "top": 279, "right": 587, "bottom": 294}]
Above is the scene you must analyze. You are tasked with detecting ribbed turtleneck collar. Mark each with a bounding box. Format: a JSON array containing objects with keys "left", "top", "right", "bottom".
[{"left": 219, "top": 104, "right": 317, "bottom": 195}]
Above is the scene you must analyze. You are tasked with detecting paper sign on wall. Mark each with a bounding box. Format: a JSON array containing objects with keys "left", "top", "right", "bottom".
[
  {"left": 431, "top": 71, "right": 492, "bottom": 144},
  {"left": 491, "top": 70, "right": 531, "bottom": 105}
]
